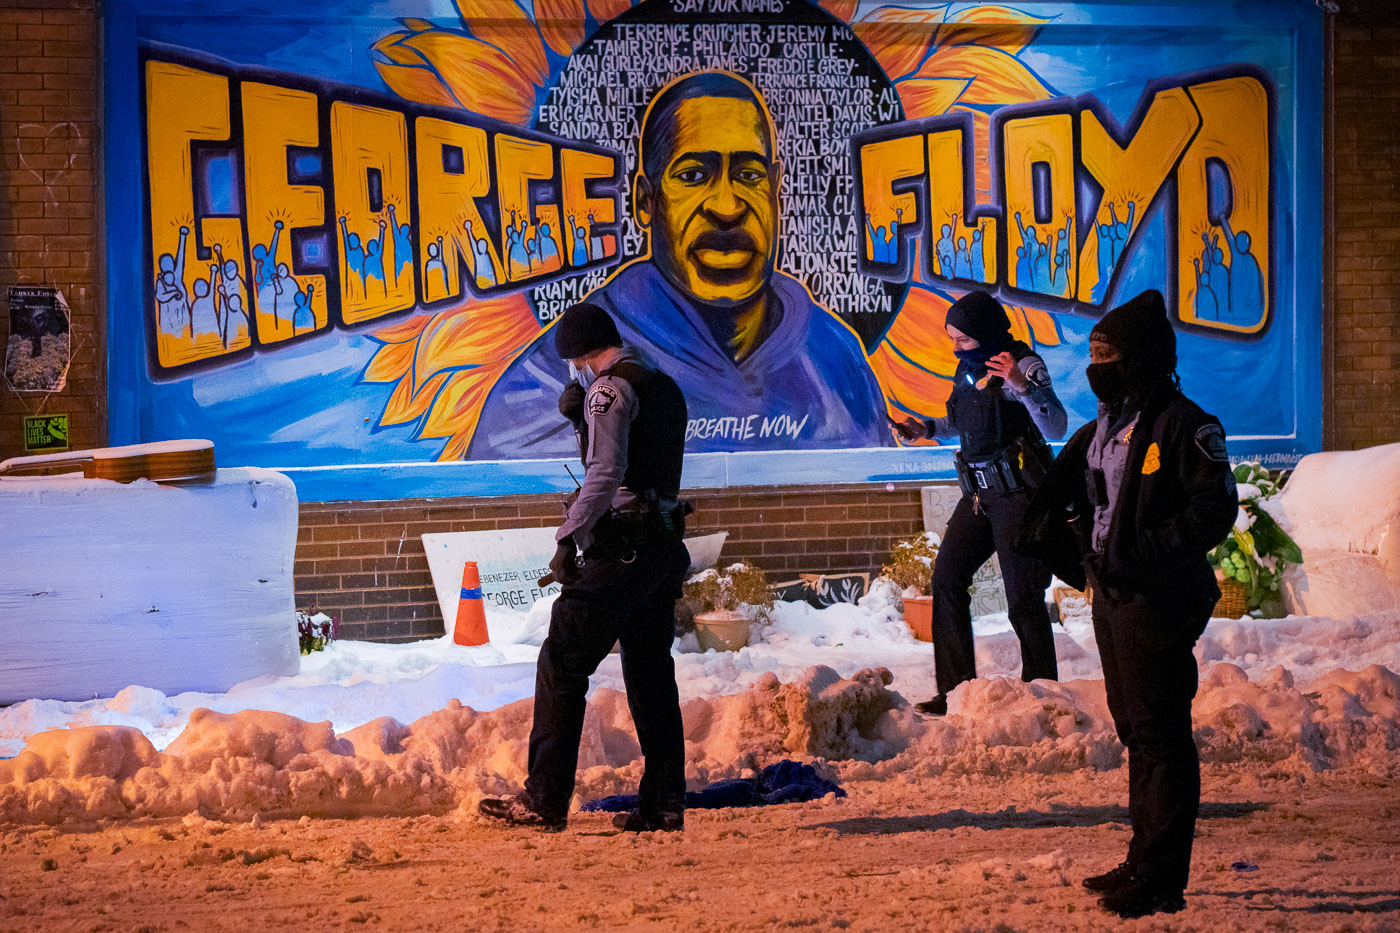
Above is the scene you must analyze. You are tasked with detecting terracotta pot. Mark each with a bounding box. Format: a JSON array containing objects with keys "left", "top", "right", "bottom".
[
  {"left": 903, "top": 595, "right": 933, "bottom": 642},
  {"left": 693, "top": 609, "right": 752, "bottom": 652}
]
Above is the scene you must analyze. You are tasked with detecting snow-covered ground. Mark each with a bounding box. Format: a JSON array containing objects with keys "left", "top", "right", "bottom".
[{"left": 3, "top": 579, "right": 1398, "bottom": 826}]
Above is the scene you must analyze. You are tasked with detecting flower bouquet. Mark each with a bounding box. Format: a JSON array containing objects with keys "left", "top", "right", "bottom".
[{"left": 1208, "top": 462, "right": 1303, "bottom": 618}]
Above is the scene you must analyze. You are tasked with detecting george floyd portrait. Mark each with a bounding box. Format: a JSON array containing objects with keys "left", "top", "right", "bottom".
[{"left": 468, "top": 71, "right": 890, "bottom": 458}]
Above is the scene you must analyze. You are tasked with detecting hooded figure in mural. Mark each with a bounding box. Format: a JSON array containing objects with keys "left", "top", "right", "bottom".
[{"left": 467, "top": 71, "right": 889, "bottom": 458}]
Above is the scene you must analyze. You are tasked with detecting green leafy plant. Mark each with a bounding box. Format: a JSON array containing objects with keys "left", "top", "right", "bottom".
[
  {"left": 1208, "top": 462, "right": 1304, "bottom": 617},
  {"left": 683, "top": 562, "right": 775, "bottom": 623},
  {"left": 881, "top": 533, "right": 940, "bottom": 595}
]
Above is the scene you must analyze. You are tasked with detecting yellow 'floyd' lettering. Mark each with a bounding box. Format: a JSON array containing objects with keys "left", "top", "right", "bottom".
[
  {"left": 857, "top": 134, "right": 923, "bottom": 267},
  {"left": 1177, "top": 76, "right": 1270, "bottom": 334},
  {"left": 854, "top": 66, "right": 1273, "bottom": 336},
  {"left": 1002, "top": 112, "right": 1076, "bottom": 299},
  {"left": 925, "top": 128, "right": 997, "bottom": 286},
  {"left": 1078, "top": 87, "right": 1200, "bottom": 304}
]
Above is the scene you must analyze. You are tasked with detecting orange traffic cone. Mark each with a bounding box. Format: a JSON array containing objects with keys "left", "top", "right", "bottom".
[{"left": 453, "top": 561, "right": 490, "bottom": 646}]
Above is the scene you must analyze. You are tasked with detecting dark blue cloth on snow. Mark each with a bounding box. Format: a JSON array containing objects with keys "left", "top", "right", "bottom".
[{"left": 580, "top": 759, "right": 845, "bottom": 813}]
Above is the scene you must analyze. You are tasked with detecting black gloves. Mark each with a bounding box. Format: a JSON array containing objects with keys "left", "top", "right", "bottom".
[
  {"left": 559, "top": 383, "right": 586, "bottom": 425},
  {"left": 550, "top": 537, "right": 580, "bottom": 585}
]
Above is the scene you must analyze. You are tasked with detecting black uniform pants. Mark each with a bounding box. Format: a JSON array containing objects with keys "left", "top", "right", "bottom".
[
  {"left": 1092, "top": 593, "right": 1206, "bottom": 892},
  {"left": 930, "top": 489, "right": 1057, "bottom": 697},
  {"left": 523, "top": 531, "right": 690, "bottom": 822}
]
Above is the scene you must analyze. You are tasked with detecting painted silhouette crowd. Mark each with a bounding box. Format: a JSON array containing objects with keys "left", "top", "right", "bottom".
[
  {"left": 1192, "top": 215, "right": 1264, "bottom": 323},
  {"left": 155, "top": 226, "right": 254, "bottom": 347},
  {"left": 422, "top": 210, "right": 606, "bottom": 301},
  {"left": 867, "top": 209, "right": 995, "bottom": 286}
]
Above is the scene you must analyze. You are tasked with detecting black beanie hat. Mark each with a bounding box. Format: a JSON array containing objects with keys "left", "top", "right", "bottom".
[
  {"left": 1090, "top": 289, "right": 1177, "bottom": 374},
  {"left": 553, "top": 302, "right": 621, "bottom": 359},
  {"left": 944, "top": 290, "right": 1012, "bottom": 352}
]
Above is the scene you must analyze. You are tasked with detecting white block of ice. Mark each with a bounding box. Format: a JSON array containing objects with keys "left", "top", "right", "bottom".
[
  {"left": 0, "top": 468, "right": 300, "bottom": 703},
  {"left": 1268, "top": 443, "right": 1400, "bottom": 617}
]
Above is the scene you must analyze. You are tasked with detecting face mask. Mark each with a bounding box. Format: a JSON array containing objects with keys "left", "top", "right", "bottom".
[
  {"left": 1086, "top": 361, "right": 1129, "bottom": 405},
  {"left": 568, "top": 360, "right": 598, "bottom": 390},
  {"left": 953, "top": 345, "right": 993, "bottom": 369}
]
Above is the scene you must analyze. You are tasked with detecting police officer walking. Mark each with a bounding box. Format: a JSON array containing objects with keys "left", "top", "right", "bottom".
[
  {"left": 896, "top": 290, "right": 1067, "bottom": 715},
  {"left": 479, "top": 302, "right": 692, "bottom": 833},
  {"left": 1017, "top": 289, "right": 1237, "bottom": 917}
]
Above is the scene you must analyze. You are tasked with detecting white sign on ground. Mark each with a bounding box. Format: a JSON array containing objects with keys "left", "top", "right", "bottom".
[
  {"left": 423, "top": 527, "right": 562, "bottom": 637},
  {"left": 423, "top": 528, "right": 732, "bottom": 638}
]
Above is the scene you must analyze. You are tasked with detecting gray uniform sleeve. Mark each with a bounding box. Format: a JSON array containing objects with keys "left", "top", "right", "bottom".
[
  {"left": 1012, "top": 355, "right": 1067, "bottom": 441},
  {"left": 557, "top": 374, "right": 637, "bottom": 549},
  {"left": 922, "top": 416, "right": 957, "bottom": 441}
]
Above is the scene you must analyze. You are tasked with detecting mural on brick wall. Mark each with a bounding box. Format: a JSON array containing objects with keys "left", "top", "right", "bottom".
[{"left": 107, "top": 0, "right": 1322, "bottom": 497}]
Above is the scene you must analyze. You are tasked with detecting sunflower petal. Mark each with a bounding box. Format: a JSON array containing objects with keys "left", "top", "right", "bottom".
[
  {"left": 915, "top": 45, "right": 1056, "bottom": 107},
  {"left": 1023, "top": 306, "right": 1062, "bottom": 347},
  {"left": 399, "top": 17, "right": 435, "bottom": 33},
  {"left": 880, "top": 286, "right": 958, "bottom": 379},
  {"left": 371, "top": 312, "right": 434, "bottom": 345},
  {"left": 400, "top": 31, "right": 539, "bottom": 125},
  {"left": 935, "top": 4, "right": 1051, "bottom": 56},
  {"left": 818, "top": 0, "right": 859, "bottom": 23},
  {"left": 452, "top": 0, "right": 550, "bottom": 86},
  {"left": 586, "top": 0, "right": 633, "bottom": 25},
  {"left": 894, "top": 76, "right": 968, "bottom": 119},
  {"left": 362, "top": 336, "right": 418, "bottom": 384},
  {"left": 536, "top": 0, "right": 587, "bottom": 56},
  {"left": 372, "top": 34, "right": 468, "bottom": 109},
  {"left": 412, "top": 294, "right": 540, "bottom": 388},
  {"left": 379, "top": 370, "right": 451, "bottom": 427},
  {"left": 420, "top": 363, "right": 519, "bottom": 460},
  {"left": 853, "top": 5, "right": 949, "bottom": 80}
]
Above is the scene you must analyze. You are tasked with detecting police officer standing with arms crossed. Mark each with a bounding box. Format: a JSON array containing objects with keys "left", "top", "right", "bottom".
[
  {"left": 1018, "top": 289, "right": 1237, "bottom": 917},
  {"left": 480, "top": 302, "right": 692, "bottom": 833},
  {"left": 896, "top": 290, "right": 1067, "bottom": 715}
]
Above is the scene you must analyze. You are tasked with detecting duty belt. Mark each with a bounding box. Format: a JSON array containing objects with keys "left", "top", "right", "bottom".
[{"left": 955, "top": 437, "right": 1052, "bottom": 497}]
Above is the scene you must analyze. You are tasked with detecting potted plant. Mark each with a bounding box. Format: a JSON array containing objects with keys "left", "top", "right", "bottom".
[
  {"left": 882, "top": 533, "right": 940, "bottom": 641},
  {"left": 682, "top": 562, "right": 774, "bottom": 651},
  {"left": 1208, "top": 462, "right": 1303, "bottom": 619}
]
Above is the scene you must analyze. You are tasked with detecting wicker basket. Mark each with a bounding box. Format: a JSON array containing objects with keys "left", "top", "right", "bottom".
[{"left": 1213, "top": 571, "right": 1250, "bottom": 619}]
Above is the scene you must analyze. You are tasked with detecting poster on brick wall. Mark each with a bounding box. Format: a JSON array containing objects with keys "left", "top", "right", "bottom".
[
  {"left": 102, "top": 0, "right": 1323, "bottom": 501},
  {"left": 5, "top": 286, "right": 71, "bottom": 394}
]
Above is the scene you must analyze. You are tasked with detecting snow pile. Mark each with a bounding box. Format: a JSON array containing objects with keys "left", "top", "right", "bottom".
[
  {"left": 0, "top": 665, "right": 897, "bottom": 826},
  {"left": 1268, "top": 443, "right": 1400, "bottom": 616}
]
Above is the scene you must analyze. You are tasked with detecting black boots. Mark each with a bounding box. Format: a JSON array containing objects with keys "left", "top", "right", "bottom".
[
  {"left": 477, "top": 795, "right": 567, "bottom": 832},
  {"left": 612, "top": 808, "right": 685, "bottom": 832},
  {"left": 1097, "top": 875, "right": 1186, "bottom": 918},
  {"left": 914, "top": 694, "right": 949, "bottom": 716},
  {"left": 1081, "top": 861, "right": 1136, "bottom": 893}
]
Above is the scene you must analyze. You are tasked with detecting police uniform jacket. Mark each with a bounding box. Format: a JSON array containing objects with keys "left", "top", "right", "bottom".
[
  {"left": 557, "top": 348, "right": 686, "bottom": 551},
  {"left": 1017, "top": 383, "right": 1237, "bottom": 619}
]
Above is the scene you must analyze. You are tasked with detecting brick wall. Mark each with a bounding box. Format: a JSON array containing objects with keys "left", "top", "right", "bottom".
[
  {"left": 0, "top": 0, "right": 101, "bottom": 459},
  {"left": 298, "top": 484, "right": 927, "bottom": 642},
  {"left": 1331, "top": 0, "right": 1400, "bottom": 449}
]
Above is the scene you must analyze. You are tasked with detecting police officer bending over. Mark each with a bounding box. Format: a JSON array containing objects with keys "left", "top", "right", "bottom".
[
  {"left": 479, "top": 303, "right": 692, "bottom": 833},
  {"left": 895, "top": 290, "right": 1066, "bottom": 716},
  {"left": 1017, "top": 289, "right": 1237, "bottom": 918}
]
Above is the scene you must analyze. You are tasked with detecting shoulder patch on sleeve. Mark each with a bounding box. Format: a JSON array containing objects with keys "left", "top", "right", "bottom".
[
  {"left": 1019, "top": 356, "right": 1050, "bottom": 388},
  {"left": 1194, "top": 423, "right": 1229, "bottom": 462},
  {"left": 588, "top": 383, "right": 618, "bottom": 416}
]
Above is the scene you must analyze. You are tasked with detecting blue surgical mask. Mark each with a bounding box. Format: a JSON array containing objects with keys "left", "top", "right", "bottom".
[{"left": 568, "top": 360, "right": 598, "bottom": 389}]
